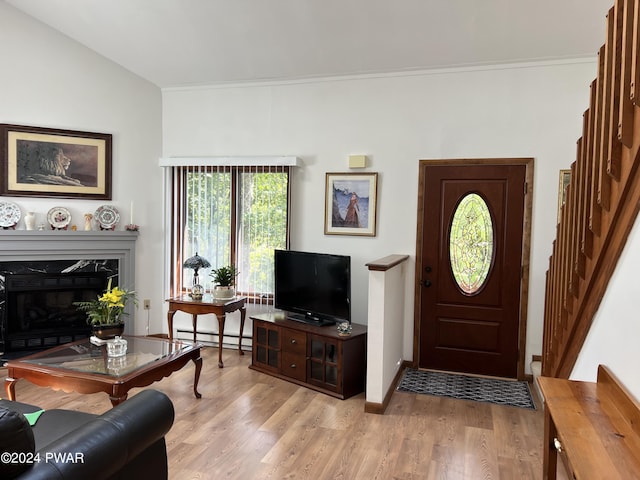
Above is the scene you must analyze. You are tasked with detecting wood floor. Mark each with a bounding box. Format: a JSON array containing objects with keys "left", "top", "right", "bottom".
[{"left": 2, "top": 346, "right": 544, "bottom": 479}]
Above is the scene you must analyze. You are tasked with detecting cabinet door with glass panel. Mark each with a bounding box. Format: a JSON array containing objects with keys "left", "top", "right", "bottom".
[
  {"left": 253, "top": 322, "right": 280, "bottom": 374},
  {"left": 307, "top": 335, "right": 341, "bottom": 393}
]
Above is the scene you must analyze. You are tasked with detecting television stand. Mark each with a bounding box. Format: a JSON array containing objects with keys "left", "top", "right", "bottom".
[
  {"left": 286, "top": 313, "right": 336, "bottom": 327},
  {"left": 249, "top": 311, "right": 367, "bottom": 399}
]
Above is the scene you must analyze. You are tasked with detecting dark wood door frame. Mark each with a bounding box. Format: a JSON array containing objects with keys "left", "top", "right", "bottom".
[{"left": 412, "top": 158, "right": 534, "bottom": 380}]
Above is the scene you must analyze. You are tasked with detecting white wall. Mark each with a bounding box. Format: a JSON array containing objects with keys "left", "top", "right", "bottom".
[
  {"left": 5, "top": 2, "right": 637, "bottom": 393},
  {"left": 571, "top": 216, "right": 640, "bottom": 398},
  {"left": 0, "top": 3, "right": 164, "bottom": 335},
  {"left": 163, "top": 61, "right": 596, "bottom": 373}
]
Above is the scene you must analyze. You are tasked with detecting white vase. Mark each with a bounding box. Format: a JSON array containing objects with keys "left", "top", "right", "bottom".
[{"left": 24, "top": 212, "right": 36, "bottom": 230}]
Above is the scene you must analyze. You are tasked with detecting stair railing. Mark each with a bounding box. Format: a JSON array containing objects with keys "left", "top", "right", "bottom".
[{"left": 543, "top": 0, "right": 640, "bottom": 378}]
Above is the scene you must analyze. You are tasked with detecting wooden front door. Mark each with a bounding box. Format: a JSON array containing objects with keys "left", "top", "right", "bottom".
[{"left": 415, "top": 160, "right": 530, "bottom": 378}]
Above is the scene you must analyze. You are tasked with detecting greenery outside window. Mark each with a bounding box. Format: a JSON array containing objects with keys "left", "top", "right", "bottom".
[{"left": 169, "top": 164, "right": 291, "bottom": 304}]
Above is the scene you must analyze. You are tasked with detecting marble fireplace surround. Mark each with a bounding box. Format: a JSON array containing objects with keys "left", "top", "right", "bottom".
[{"left": 0, "top": 230, "right": 138, "bottom": 340}]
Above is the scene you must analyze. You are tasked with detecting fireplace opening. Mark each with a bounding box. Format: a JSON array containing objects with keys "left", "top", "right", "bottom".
[{"left": 2, "top": 272, "right": 109, "bottom": 353}]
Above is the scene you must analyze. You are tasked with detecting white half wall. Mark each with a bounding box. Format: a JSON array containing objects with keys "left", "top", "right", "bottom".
[
  {"left": 163, "top": 60, "right": 597, "bottom": 372},
  {"left": 366, "top": 261, "right": 407, "bottom": 405}
]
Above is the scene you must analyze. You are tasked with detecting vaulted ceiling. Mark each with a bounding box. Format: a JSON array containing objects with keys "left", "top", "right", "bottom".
[{"left": 5, "top": 0, "right": 612, "bottom": 88}]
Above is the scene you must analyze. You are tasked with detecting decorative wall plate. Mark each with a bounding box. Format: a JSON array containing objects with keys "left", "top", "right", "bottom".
[
  {"left": 95, "top": 205, "right": 120, "bottom": 230},
  {"left": 47, "top": 207, "right": 71, "bottom": 230},
  {"left": 0, "top": 201, "right": 21, "bottom": 228}
]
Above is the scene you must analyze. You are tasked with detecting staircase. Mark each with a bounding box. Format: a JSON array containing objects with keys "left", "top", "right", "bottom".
[{"left": 542, "top": 0, "right": 640, "bottom": 378}]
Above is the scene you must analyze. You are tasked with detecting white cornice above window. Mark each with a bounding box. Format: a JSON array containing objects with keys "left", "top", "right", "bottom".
[{"left": 158, "top": 156, "right": 300, "bottom": 167}]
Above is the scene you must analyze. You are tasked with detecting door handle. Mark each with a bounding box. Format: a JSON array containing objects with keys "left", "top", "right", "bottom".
[{"left": 421, "top": 280, "right": 432, "bottom": 288}]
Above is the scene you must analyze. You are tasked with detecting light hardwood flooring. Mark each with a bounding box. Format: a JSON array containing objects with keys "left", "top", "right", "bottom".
[{"left": 2, "top": 346, "right": 544, "bottom": 479}]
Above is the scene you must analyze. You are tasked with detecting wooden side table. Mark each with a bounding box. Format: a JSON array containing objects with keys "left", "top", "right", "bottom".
[{"left": 166, "top": 295, "right": 246, "bottom": 368}]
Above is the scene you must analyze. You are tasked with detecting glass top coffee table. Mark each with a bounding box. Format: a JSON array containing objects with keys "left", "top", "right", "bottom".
[{"left": 4, "top": 336, "right": 202, "bottom": 406}]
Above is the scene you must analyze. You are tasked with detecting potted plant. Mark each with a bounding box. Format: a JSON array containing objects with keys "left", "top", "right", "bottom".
[
  {"left": 74, "top": 278, "right": 137, "bottom": 339},
  {"left": 210, "top": 265, "right": 238, "bottom": 300}
]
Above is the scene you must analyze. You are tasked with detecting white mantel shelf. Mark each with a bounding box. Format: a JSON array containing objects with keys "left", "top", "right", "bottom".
[
  {"left": 0, "top": 228, "right": 138, "bottom": 239},
  {"left": 0, "top": 230, "right": 138, "bottom": 259}
]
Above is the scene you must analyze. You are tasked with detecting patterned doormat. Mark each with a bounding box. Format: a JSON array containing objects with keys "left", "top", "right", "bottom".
[{"left": 397, "top": 368, "right": 535, "bottom": 410}]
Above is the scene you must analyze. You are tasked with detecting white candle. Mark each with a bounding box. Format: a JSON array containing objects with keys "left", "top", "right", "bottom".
[{"left": 130, "top": 201, "right": 134, "bottom": 225}]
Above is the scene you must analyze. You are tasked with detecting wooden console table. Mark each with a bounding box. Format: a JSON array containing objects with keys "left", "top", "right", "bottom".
[
  {"left": 166, "top": 295, "right": 246, "bottom": 368},
  {"left": 537, "top": 365, "right": 640, "bottom": 479}
]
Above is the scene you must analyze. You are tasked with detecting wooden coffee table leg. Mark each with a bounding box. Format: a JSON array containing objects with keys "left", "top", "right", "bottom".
[
  {"left": 5, "top": 377, "right": 17, "bottom": 401},
  {"left": 192, "top": 354, "right": 203, "bottom": 399},
  {"left": 109, "top": 393, "right": 128, "bottom": 407}
]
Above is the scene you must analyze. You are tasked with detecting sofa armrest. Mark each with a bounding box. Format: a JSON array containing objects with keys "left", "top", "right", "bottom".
[{"left": 17, "top": 390, "right": 174, "bottom": 480}]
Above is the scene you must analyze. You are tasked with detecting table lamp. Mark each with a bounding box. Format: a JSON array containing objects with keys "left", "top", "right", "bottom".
[{"left": 183, "top": 253, "right": 211, "bottom": 300}]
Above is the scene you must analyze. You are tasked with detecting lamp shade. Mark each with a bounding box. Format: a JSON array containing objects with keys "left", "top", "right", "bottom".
[{"left": 183, "top": 253, "right": 211, "bottom": 271}]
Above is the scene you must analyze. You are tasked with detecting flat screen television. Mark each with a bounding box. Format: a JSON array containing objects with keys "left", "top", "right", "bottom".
[{"left": 274, "top": 249, "right": 351, "bottom": 326}]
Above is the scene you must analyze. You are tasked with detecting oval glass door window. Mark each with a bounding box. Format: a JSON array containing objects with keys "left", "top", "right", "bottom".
[{"left": 449, "top": 193, "right": 494, "bottom": 294}]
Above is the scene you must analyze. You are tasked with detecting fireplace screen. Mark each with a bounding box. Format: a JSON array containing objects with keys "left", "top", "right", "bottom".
[{"left": 2, "top": 272, "right": 110, "bottom": 352}]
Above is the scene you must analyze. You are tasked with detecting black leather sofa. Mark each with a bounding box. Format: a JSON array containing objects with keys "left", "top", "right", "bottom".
[{"left": 0, "top": 389, "right": 174, "bottom": 479}]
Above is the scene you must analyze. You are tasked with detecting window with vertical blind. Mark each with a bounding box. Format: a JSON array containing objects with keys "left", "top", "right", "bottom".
[{"left": 165, "top": 160, "right": 293, "bottom": 305}]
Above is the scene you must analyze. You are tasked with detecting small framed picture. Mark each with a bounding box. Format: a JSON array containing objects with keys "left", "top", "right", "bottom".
[
  {"left": 557, "top": 169, "right": 571, "bottom": 223},
  {"left": 325, "top": 172, "right": 378, "bottom": 236},
  {"left": 0, "top": 124, "right": 112, "bottom": 199}
]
